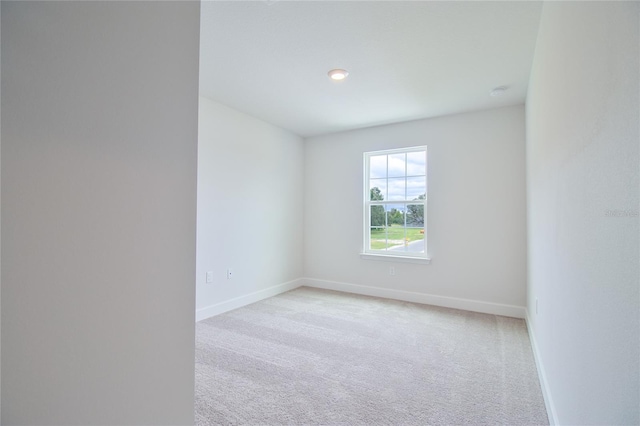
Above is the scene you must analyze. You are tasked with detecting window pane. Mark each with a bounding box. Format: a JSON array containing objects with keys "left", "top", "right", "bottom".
[
  {"left": 370, "top": 155, "right": 387, "bottom": 179},
  {"left": 386, "top": 204, "right": 405, "bottom": 227},
  {"left": 383, "top": 224, "right": 405, "bottom": 250},
  {"left": 406, "top": 151, "right": 426, "bottom": 176},
  {"left": 369, "top": 227, "right": 387, "bottom": 250},
  {"left": 369, "top": 179, "right": 386, "bottom": 201},
  {"left": 387, "top": 178, "right": 406, "bottom": 201},
  {"left": 407, "top": 177, "right": 426, "bottom": 200},
  {"left": 370, "top": 205, "right": 386, "bottom": 227},
  {"left": 406, "top": 204, "right": 424, "bottom": 227},
  {"left": 388, "top": 153, "right": 406, "bottom": 178}
]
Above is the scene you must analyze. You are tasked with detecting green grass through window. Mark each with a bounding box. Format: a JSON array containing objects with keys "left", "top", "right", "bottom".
[{"left": 370, "top": 225, "right": 424, "bottom": 250}]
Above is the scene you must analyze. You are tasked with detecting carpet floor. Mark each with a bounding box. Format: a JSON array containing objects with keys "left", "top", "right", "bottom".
[{"left": 195, "top": 287, "right": 548, "bottom": 425}]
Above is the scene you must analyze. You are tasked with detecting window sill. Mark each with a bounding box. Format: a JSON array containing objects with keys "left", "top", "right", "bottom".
[{"left": 360, "top": 253, "right": 431, "bottom": 264}]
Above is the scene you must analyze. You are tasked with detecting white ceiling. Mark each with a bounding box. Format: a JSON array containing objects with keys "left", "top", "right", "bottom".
[{"left": 199, "top": 1, "right": 542, "bottom": 138}]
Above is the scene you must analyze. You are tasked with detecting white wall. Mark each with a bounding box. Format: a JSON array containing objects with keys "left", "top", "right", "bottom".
[
  {"left": 196, "top": 97, "right": 304, "bottom": 320},
  {"left": 0, "top": 3, "right": 3, "bottom": 420},
  {"left": 526, "top": 2, "right": 639, "bottom": 424},
  {"left": 1, "top": 2, "right": 200, "bottom": 424},
  {"left": 304, "top": 105, "right": 527, "bottom": 316}
]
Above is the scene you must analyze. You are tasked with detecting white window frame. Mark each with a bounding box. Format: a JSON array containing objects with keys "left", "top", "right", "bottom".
[{"left": 361, "top": 146, "right": 430, "bottom": 264}]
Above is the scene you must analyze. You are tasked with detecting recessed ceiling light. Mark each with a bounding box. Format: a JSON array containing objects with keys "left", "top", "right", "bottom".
[
  {"left": 328, "top": 69, "right": 349, "bottom": 81},
  {"left": 490, "top": 86, "right": 509, "bottom": 97}
]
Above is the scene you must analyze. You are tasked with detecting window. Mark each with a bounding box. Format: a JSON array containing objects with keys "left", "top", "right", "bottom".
[{"left": 363, "top": 146, "right": 428, "bottom": 261}]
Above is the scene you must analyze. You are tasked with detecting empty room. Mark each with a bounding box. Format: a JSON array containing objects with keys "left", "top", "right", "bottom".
[{"left": 1, "top": 1, "right": 638, "bottom": 426}]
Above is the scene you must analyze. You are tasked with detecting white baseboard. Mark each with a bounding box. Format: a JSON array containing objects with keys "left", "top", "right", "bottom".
[
  {"left": 302, "top": 278, "right": 526, "bottom": 318},
  {"left": 525, "top": 311, "right": 558, "bottom": 425},
  {"left": 195, "top": 278, "right": 303, "bottom": 322}
]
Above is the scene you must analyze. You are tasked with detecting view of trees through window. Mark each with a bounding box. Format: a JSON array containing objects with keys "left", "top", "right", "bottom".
[{"left": 365, "top": 147, "right": 427, "bottom": 255}]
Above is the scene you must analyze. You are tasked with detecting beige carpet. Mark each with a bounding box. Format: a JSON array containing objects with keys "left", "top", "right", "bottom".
[{"left": 195, "top": 287, "right": 548, "bottom": 425}]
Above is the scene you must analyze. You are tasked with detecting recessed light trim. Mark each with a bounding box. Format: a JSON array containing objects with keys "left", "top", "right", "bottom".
[
  {"left": 328, "top": 69, "right": 349, "bottom": 81},
  {"left": 490, "top": 86, "right": 509, "bottom": 97}
]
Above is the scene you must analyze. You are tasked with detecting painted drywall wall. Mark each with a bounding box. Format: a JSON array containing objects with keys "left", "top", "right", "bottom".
[
  {"left": 304, "top": 105, "right": 527, "bottom": 315},
  {"left": 526, "top": 2, "right": 639, "bottom": 424},
  {"left": 1, "top": 2, "right": 200, "bottom": 424},
  {"left": 0, "top": 3, "right": 2, "bottom": 420},
  {"left": 196, "top": 97, "right": 304, "bottom": 320}
]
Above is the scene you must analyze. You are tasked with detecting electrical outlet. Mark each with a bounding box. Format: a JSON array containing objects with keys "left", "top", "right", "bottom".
[
  {"left": 227, "top": 268, "right": 233, "bottom": 280},
  {"left": 389, "top": 266, "right": 395, "bottom": 276},
  {"left": 206, "top": 271, "right": 213, "bottom": 283}
]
